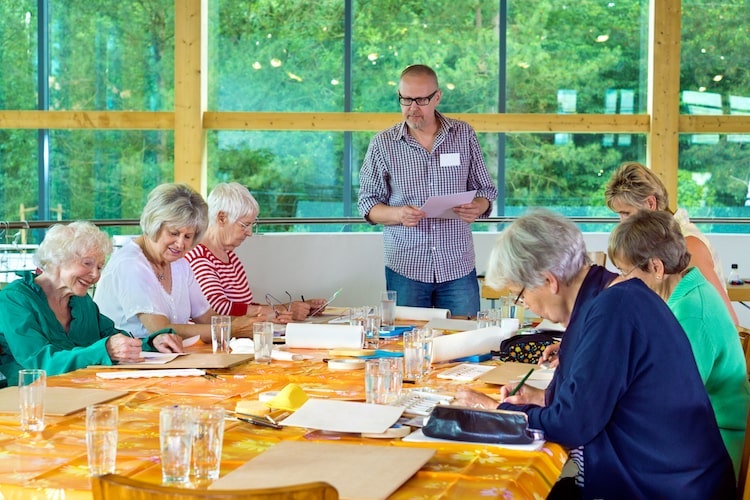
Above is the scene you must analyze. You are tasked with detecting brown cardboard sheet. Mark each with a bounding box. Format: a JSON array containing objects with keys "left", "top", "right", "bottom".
[
  {"left": 478, "top": 361, "right": 540, "bottom": 386},
  {"left": 0, "top": 386, "right": 128, "bottom": 416},
  {"left": 209, "top": 441, "right": 435, "bottom": 500}
]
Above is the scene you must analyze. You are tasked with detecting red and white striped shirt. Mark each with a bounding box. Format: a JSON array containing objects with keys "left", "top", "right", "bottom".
[{"left": 185, "top": 244, "right": 254, "bottom": 316}]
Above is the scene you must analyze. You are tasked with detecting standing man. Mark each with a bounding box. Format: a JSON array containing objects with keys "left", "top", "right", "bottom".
[{"left": 358, "top": 64, "right": 497, "bottom": 317}]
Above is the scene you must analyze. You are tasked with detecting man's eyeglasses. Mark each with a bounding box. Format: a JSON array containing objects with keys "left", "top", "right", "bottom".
[
  {"left": 398, "top": 89, "right": 439, "bottom": 107},
  {"left": 237, "top": 220, "right": 258, "bottom": 236},
  {"left": 513, "top": 287, "right": 526, "bottom": 305}
]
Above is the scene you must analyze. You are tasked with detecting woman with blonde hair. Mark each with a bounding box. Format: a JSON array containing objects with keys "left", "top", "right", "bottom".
[
  {"left": 94, "top": 183, "right": 254, "bottom": 343},
  {"left": 604, "top": 161, "right": 738, "bottom": 324}
]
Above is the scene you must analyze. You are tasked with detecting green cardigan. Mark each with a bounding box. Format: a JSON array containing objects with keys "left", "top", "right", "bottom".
[
  {"left": 668, "top": 267, "right": 750, "bottom": 477},
  {"left": 0, "top": 272, "right": 156, "bottom": 385}
]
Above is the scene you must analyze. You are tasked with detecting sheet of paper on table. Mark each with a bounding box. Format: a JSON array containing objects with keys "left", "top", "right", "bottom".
[
  {"left": 403, "top": 428, "right": 546, "bottom": 451},
  {"left": 92, "top": 353, "right": 255, "bottom": 370},
  {"left": 279, "top": 398, "right": 404, "bottom": 434},
  {"left": 419, "top": 190, "right": 477, "bottom": 219},
  {"left": 0, "top": 386, "right": 128, "bottom": 416},
  {"left": 209, "top": 441, "right": 434, "bottom": 500}
]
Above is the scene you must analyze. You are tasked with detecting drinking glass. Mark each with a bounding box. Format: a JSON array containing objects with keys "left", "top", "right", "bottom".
[
  {"left": 364, "top": 305, "right": 381, "bottom": 349},
  {"left": 160, "top": 406, "right": 196, "bottom": 485},
  {"left": 18, "top": 369, "right": 45, "bottom": 432},
  {"left": 86, "top": 404, "right": 118, "bottom": 476},
  {"left": 191, "top": 406, "right": 225, "bottom": 483},
  {"left": 380, "top": 290, "right": 397, "bottom": 326},
  {"left": 211, "top": 315, "right": 232, "bottom": 354},
  {"left": 253, "top": 322, "right": 273, "bottom": 364}
]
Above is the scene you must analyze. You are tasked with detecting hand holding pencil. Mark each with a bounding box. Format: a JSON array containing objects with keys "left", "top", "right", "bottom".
[{"left": 500, "top": 368, "right": 546, "bottom": 406}]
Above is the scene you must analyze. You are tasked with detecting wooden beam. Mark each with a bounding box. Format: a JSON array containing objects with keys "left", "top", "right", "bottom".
[
  {"left": 680, "top": 115, "right": 750, "bottom": 134},
  {"left": 647, "top": 0, "right": 682, "bottom": 210},
  {"left": 202, "top": 112, "right": 651, "bottom": 134},
  {"left": 0, "top": 111, "right": 173, "bottom": 130},
  {"left": 173, "top": 0, "right": 206, "bottom": 193}
]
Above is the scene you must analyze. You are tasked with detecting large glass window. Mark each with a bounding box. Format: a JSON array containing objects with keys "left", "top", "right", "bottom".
[
  {"left": 1, "top": 0, "right": 749, "bottom": 239},
  {"left": 679, "top": 1, "right": 750, "bottom": 221}
]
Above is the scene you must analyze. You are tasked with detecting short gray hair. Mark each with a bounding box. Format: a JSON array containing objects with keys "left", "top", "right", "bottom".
[
  {"left": 608, "top": 209, "right": 690, "bottom": 274},
  {"left": 34, "top": 221, "right": 112, "bottom": 271},
  {"left": 486, "top": 208, "right": 588, "bottom": 289},
  {"left": 207, "top": 182, "right": 260, "bottom": 226},
  {"left": 140, "top": 183, "right": 208, "bottom": 244}
]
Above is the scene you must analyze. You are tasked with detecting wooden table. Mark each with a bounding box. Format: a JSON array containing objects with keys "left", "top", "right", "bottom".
[
  {"left": 728, "top": 282, "right": 750, "bottom": 303},
  {"left": 0, "top": 338, "right": 565, "bottom": 499}
]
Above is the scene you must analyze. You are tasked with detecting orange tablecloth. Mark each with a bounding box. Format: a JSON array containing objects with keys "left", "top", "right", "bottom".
[{"left": 0, "top": 338, "right": 566, "bottom": 499}]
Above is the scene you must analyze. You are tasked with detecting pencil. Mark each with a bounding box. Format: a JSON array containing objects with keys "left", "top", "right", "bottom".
[{"left": 509, "top": 368, "right": 535, "bottom": 396}]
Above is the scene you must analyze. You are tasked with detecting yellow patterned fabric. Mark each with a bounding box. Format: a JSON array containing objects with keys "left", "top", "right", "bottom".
[{"left": 0, "top": 340, "right": 565, "bottom": 499}]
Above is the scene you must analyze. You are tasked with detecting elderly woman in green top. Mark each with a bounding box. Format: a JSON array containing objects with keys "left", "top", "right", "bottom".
[
  {"left": 609, "top": 209, "right": 750, "bottom": 477},
  {"left": 0, "top": 221, "right": 182, "bottom": 386}
]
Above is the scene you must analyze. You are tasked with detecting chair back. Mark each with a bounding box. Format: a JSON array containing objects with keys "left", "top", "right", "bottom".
[
  {"left": 91, "top": 474, "right": 339, "bottom": 500},
  {"left": 587, "top": 251, "right": 607, "bottom": 267},
  {"left": 738, "top": 326, "right": 750, "bottom": 379}
]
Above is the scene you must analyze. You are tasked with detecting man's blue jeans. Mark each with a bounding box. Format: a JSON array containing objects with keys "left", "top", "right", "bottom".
[{"left": 385, "top": 267, "right": 480, "bottom": 318}]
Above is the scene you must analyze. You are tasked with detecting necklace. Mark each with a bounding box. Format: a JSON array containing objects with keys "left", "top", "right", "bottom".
[{"left": 137, "top": 237, "right": 167, "bottom": 282}]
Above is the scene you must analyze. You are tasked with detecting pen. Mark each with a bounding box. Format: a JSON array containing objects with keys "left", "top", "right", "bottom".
[
  {"left": 203, "top": 371, "right": 224, "bottom": 380},
  {"left": 237, "top": 415, "right": 282, "bottom": 429},
  {"left": 509, "top": 368, "right": 535, "bottom": 396}
]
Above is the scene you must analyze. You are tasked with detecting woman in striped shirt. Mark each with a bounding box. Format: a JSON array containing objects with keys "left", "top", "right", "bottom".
[{"left": 186, "top": 182, "right": 324, "bottom": 322}]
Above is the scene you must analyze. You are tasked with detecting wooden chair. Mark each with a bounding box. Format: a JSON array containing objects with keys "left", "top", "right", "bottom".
[
  {"left": 738, "top": 326, "right": 750, "bottom": 379},
  {"left": 91, "top": 474, "right": 339, "bottom": 500},
  {"left": 587, "top": 251, "right": 607, "bottom": 267}
]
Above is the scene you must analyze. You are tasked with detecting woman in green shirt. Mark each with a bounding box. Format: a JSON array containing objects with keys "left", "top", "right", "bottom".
[
  {"left": 609, "top": 209, "right": 750, "bottom": 477},
  {"left": 0, "top": 221, "right": 182, "bottom": 386}
]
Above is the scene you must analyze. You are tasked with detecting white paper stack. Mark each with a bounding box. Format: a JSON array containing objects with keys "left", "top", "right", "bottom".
[
  {"left": 395, "top": 306, "right": 450, "bottom": 321},
  {"left": 284, "top": 323, "right": 363, "bottom": 349},
  {"left": 431, "top": 326, "right": 504, "bottom": 363}
]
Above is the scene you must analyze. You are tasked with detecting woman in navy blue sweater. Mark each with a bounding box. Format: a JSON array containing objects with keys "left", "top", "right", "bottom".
[{"left": 457, "top": 208, "right": 735, "bottom": 499}]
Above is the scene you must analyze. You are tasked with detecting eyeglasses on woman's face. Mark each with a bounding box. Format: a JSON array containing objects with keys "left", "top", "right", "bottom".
[
  {"left": 618, "top": 258, "right": 650, "bottom": 278},
  {"left": 236, "top": 220, "right": 258, "bottom": 236}
]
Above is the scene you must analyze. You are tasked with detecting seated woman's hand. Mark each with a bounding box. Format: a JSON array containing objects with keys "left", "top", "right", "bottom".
[
  {"left": 106, "top": 334, "right": 144, "bottom": 364},
  {"left": 306, "top": 298, "right": 327, "bottom": 316},
  {"left": 153, "top": 333, "right": 184, "bottom": 353},
  {"left": 499, "top": 382, "right": 546, "bottom": 407},
  {"left": 454, "top": 386, "right": 500, "bottom": 409},
  {"left": 539, "top": 343, "right": 560, "bottom": 368},
  {"left": 290, "top": 301, "right": 311, "bottom": 321},
  {"left": 274, "top": 310, "right": 295, "bottom": 324}
]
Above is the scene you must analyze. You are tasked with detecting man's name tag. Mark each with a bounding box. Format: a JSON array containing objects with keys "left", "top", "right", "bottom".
[{"left": 440, "top": 153, "right": 460, "bottom": 167}]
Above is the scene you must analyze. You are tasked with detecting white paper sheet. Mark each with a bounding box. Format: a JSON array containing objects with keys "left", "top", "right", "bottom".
[
  {"left": 431, "top": 326, "right": 505, "bottom": 363},
  {"left": 96, "top": 369, "right": 206, "bottom": 379},
  {"left": 279, "top": 399, "right": 404, "bottom": 434},
  {"left": 284, "top": 323, "right": 363, "bottom": 349},
  {"left": 424, "top": 318, "right": 478, "bottom": 332},
  {"left": 419, "top": 190, "right": 477, "bottom": 219},
  {"left": 395, "top": 306, "right": 450, "bottom": 321},
  {"left": 403, "top": 429, "right": 545, "bottom": 451}
]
